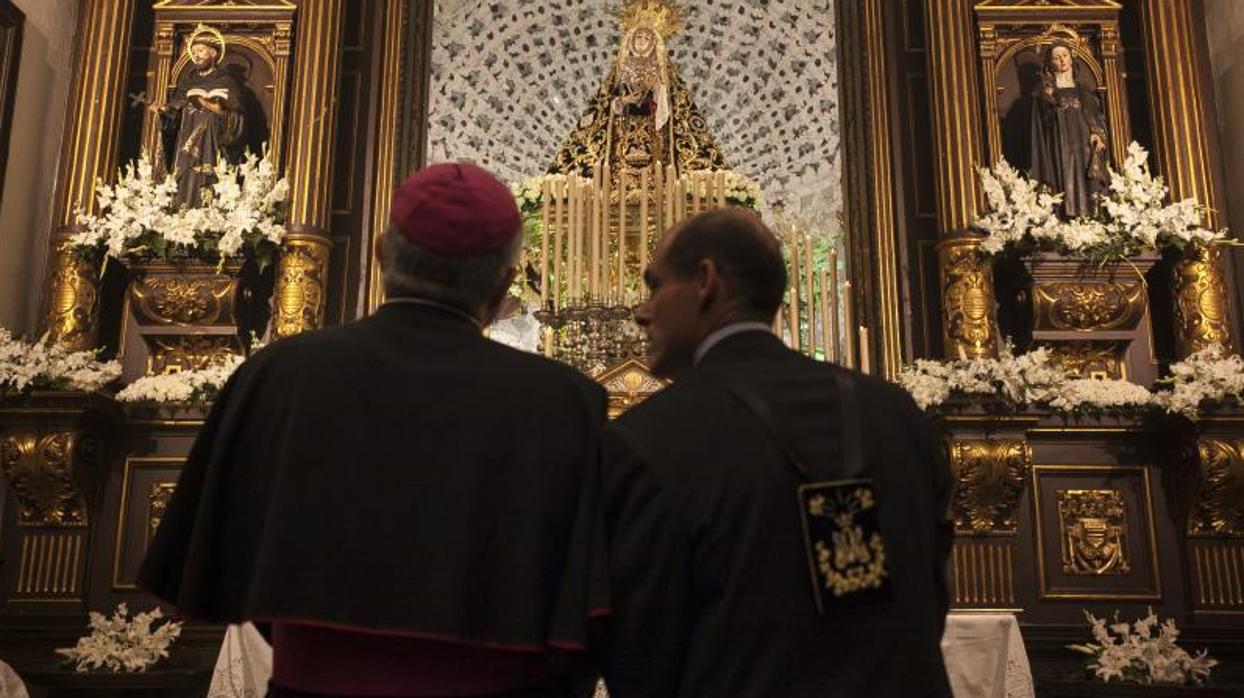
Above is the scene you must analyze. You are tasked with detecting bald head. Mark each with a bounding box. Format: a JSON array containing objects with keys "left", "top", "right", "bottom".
[{"left": 663, "top": 208, "right": 787, "bottom": 321}]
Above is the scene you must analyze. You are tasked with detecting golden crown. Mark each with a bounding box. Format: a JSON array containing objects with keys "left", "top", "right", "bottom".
[{"left": 618, "top": 0, "right": 685, "bottom": 40}]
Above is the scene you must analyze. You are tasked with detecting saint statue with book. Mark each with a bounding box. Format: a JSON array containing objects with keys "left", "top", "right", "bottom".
[{"left": 149, "top": 24, "right": 249, "bottom": 209}]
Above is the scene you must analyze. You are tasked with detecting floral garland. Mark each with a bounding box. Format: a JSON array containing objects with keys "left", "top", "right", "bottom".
[
  {"left": 56, "top": 603, "right": 183, "bottom": 673},
  {"left": 1068, "top": 608, "right": 1216, "bottom": 686},
  {"left": 975, "top": 142, "right": 1225, "bottom": 262},
  {"left": 115, "top": 354, "right": 245, "bottom": 405},
  {"left": 0, "top": 328, "right": 120, "bottom": 396},
  {"left": 896, "top": 344, "right": 1151, "bottom": 414},
  {"left": 71, "top": 150, "right": 289, "bottom": 270},
  {"left": 1153, "top": 344, "right": 1244, "bottom": 418}
]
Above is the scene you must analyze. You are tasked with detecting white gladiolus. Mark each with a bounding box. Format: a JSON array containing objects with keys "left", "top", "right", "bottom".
[
  {"left": 1153, "top": 344, "right": 1244, "bottom": 418},
  {"left": 896, "top": 343, "right": 1156, "bottom": 414},
  {"left": 0, "top": 328, "right": 120, "bottom": 395},
  {"left": 1067, "top": 609, "right": 1216, "bottom": 686},
  {"left": 72, "top": 149, "right": 288, "bottom": 265},
  {"left": 974, "top": 142, "right": 1227, "bottom": 259},
  {"left": 116, "top": 353, "right": 248, "bottom": 404},
  {"left": 56, "top": 603, "right": 183, "bottom": 673}
]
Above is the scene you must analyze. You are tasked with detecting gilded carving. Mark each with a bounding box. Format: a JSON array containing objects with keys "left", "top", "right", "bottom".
[
  {"left": 1189, "top": 438, "right": 1244, "bottom": 537},
  {"left": 44, "top": 247, "right": 101, "bottom": 352},
  {"left": 1041, "top": 341, "right": 1125, "bottom": 380},
  {"left": 1173, "top": 242, "right": 1233, "bottom": 357},
  {"left": 272, "top": 237, "right": 329, "bottom": 338},
  {"left": 950, "top": 439, "right": 1031, "bottom": 534},
  {"left": 938, "top": 238, "right": 998, "bottom": 359},
  {"left": 130, "top": 270, "right": 238, "bottom": 326},
  {"left": 1032, "top": 281, "right": 1145, "bottom": 332},
  {"left": 596, "top": 358, "right": 666, "bottom": 418},
  {"left": 0, "top": 432, "right": 90, "bottom": 527},
  {"left": 148, "top": 336, "right": 238, "bottom": 375},
  {"left": 147, "top": 482, "right": 176, "bottom": 542},
  {"left": 1058, "top": 488, "right": 1130, "bottom": 575}
]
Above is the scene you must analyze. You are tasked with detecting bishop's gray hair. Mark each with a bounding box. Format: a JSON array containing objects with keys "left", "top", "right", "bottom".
[{"left": 379, "top": 224, "right": 521, "bottom": 312}]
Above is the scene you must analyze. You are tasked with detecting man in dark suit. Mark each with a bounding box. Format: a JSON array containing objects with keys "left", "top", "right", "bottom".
[
  {"left": 598, "top": 208, "right": 953, "bottom": 697},
  {"left": 140, "top": 163, "right": 608, "bottom": 697}
]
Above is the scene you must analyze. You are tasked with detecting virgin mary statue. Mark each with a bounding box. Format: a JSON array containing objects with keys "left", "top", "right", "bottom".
[
  {"left": 1029, "top": 41, "right": 1108, "bottom": 218},
  {"left": 550, "top": 0, "right": 726, "bottom": 183}
]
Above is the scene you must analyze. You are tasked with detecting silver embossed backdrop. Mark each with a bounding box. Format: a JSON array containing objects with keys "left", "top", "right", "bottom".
[{"left": 427, "top": 0, "right": 843, "bottom": 227}]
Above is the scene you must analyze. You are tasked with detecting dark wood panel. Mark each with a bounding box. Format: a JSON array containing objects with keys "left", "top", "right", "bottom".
[{"left": 0, "top": 0, "right": 23, "bottom": 215}]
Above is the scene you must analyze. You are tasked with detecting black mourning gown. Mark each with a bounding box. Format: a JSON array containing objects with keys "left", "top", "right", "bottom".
[{"left": 1029, "top": 85, "right": 1107, "bottom": 219}]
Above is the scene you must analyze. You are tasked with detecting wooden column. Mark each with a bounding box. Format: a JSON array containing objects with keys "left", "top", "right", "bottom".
[
  {"left": 272, "top": 0, "right": 344, "bottom": 338},
  {"left": 364, "top": 0, "right": 407, "bottom": 315},
  {"left": 925, "top": 0, "right": 998, "bottom": 359},
  {"left": 1141, "top": 0, "right": 1233, "bottom": 356},
  {"left": 40, "top": 0, "right": 136, "bottom": 351}
]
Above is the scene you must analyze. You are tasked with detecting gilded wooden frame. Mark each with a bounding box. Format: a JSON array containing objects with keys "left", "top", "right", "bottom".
[{"left": 0, "top": 0, "right": 22, "bottom": 214}]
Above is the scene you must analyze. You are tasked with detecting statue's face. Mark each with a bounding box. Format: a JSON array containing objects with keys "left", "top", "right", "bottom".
[
  {"left": 190, "top": 43, "right": 219, "bottom": 68},
  {"left": 630, "top": 28, "right": 656, "bottom": 57},
  {"left": 1050, "top": 46, "right": 1073, "bottom": 74}
]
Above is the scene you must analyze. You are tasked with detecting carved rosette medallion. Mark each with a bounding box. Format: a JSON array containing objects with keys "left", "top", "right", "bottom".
[
  {"left": 0, "top": 432, "right": 91, "bottom": 527},
  {"left": 938, "top": 238, "right": 998, "bottom": 359},
  {"left": 273, "top": 237, "right": 329, "bottom": 338},
  {"left": 45, "top": 246, "right": 101, "bottom": 352},
  {"left": 1032, "top": 281, "right": 1146, "bottom": 332},
  {"left": 950, "top": 439, "right": 1031, "bottom": 534},
  {"left": 1057, "top": 489, "right": 1130, "bottom": 576},
  {"left": 1174, "top": 242, "right": 1233, "bottom": 356},
  {"left": 1189, "top": 438, "right": 1244, "bottom": 537}
]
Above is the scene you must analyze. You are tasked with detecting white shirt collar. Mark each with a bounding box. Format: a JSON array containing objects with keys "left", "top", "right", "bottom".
[{"left": 692, "top": 322, "right": 774, "bottom": 366}]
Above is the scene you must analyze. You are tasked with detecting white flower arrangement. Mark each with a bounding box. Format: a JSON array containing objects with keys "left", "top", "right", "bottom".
[
  {"left": 1153, "top": 344, "right": 1244, "bottom": 418},
  {"left": 70, "top": 149, "right": 289, "bottom": 270},
  {"left": 510, "top": 174, "right": 562, "bottom": 215},
  {"left": 974, "top": 142, "right": 1226, "bottom": 261},
  {"left": 56, "top": 603, "right": 183, "bottom": 673},
  {"left": 685, "top": 169, "right": 764, "bottom": 209},
  {"left": 487, "top": 308, "right": 543, "bottom": 353},
  {"left": 1068, "top": 608, "right": 1216, "bottom": 686},
  {"left": 0, "top": 328, "right": 120, "bottom": 396},
  {"left": 116, "top": 353, "right": 248, "bottom": 405},
  {"left": 896, "top": 343, "right": 1151, "bottom": 414}
]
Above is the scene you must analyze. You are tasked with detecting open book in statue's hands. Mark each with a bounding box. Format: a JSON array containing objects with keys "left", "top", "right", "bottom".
[{"left": 187, "top": 87, "right": 230, "bottom": 112}]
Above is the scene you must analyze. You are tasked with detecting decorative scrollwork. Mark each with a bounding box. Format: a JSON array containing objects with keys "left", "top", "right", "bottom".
[
  {"left": 938, "top": 238, "right": 997, "bottom": 359},
  {"left": 1032, "top": 281, "right": 1145, "bottom": 331},
  {"left": 45, "top": 247, "right": 100, "bottom": 352},
  {"left": 950, "top": 439, "right": 1031, "bottom": 534},
  {"left": 1189, "top": 438, "right": 1244, "bottom": 537},
  {"left": 1057, "top": 489, "right": 1130, "bottom": 576},
  {"left": 148, "top": 336, "right": 239, "bottom": 375},
  {"left": 596, "top": 358, "right": 666, "bottom": 419},
  {"left": 1173, "top": 242, "right": 1233, "bottom": 356},
  {"left": 272, "top": 237, "right": 329, "bottom": 338},
  {"left": 1040, "top": 341, "right": 1126, "bottom": 380},
  {"left": 147, "top": 482, "right": 177, "bottom": 543},
  {"left": 0, "top": 432, "right": 89, "bottom": 527},
  {"left": 130, "top": 272, "right": 237, "bottom": 325}
]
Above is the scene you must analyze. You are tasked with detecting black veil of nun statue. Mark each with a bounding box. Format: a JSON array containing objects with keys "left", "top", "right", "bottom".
[
  {"left": 149, "top": 24, "right": 248, "bottom": 209},
  {"left": 1029, "top": 41, "right": 1108, "bottom": 219}
]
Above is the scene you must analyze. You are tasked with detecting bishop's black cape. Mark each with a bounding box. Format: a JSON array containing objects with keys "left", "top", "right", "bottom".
[
  {"left": 138, "top": 302, "right": 609, "bottom": 652},
  {"left": 597, "top": 331, "right": 953, "bottom": 697}
]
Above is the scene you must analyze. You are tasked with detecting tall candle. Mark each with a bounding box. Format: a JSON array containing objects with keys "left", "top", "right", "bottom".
[
  {"left": 828, "top": 248, "right": 839, "bottom": 362},
  {"left": 859, "top": 326, "right": 871, "bottom": 375},
  {"left": 539, "top": 178, "right": 550, "bottom": 307},
  {"left": 790, "top": 235, "right": 802, "bottom": 351},
  {"left": 804, "top": 234, "right": 815, "bottom": 354},
  {"left": 617, "top": 171, "right": 628, "bottom": 301},
  {"left": 819, "top": 269, "right": 831, "bottom": 363},
  {"left": 843, "top": 281, "right": 856, "bottom": 369},
  {"left": 551, "top": 179, "right": 564, "bottom": 310},
  {"left": 639, "top": 167, "right": 650, "bottom": 275}
]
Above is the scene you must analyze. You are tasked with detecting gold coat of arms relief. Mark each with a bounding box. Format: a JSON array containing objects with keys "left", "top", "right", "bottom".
[{"left": 1057, "top": 489, "right": 1130, "bottom": 576}]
